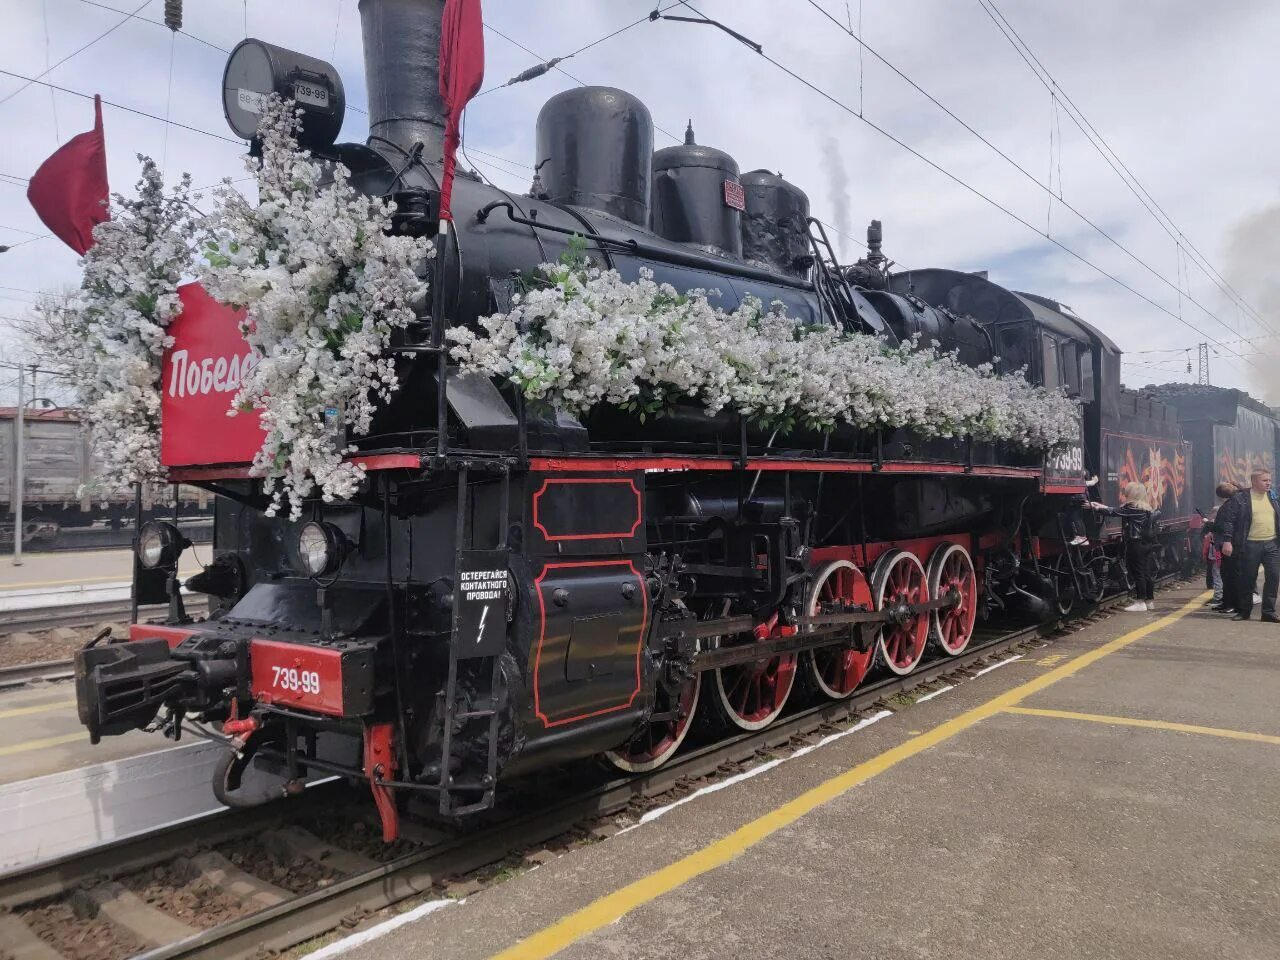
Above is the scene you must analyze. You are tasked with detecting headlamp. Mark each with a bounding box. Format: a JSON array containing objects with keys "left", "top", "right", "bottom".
[
  {"left": 222, "top": 39, "right": 345, "bottom": 151},
  {"left": 137, "top": 521, "right": 186, "bottom": 570},
  {"left": 297, "top": 521, "right": 346, "bottom": 577}
]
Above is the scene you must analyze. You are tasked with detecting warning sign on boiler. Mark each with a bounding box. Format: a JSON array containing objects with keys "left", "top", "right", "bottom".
[{"left": 454, "top": 549, "right": 510, "bottom": 658}]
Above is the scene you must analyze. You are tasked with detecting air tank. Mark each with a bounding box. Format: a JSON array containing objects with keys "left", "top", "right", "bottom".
[
  {"left": 535, "top": 86, "right": 654, "bottom": 227},
  {"left": 650, "top": 122, "right": 743, "bottom": 259},
  {"left": 740, "top": 170, "right": 812, "bottom": 278}
]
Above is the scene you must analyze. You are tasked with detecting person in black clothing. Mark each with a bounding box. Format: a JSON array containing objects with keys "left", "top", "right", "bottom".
[
  {"left": 1210, "top": 482, "right": 1247, "bottom": 614},
  {"left": 1219, "top": 469, "right": 1280, "bottom": 622},
  {"left": 1087, "top": 482, "right": 1161, "bottom": 612}
]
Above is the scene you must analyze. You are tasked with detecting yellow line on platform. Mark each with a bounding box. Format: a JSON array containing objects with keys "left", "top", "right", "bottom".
[
  {"left": 0, "top": 732, "right": 84, "bottom": 757},
  {"left": 0, "top": 700, "right": 76, "bottom": 720},
  {"left": 490, "top": 590, "right": 1212, "bottom": 960},
  {"left": 1003, "top": 706, "right": 1280, "bottom": 746}
]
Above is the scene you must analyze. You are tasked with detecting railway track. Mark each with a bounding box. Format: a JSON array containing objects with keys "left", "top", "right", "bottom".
[
  {"left": 0, "top": 579, "right": 1186, "bottom": 960},
  {"left": 0, "top": 599, "right": 210, "bottom": 638},
  {"left": 0, "top": 658, "right": 74, "bottom": 689}
]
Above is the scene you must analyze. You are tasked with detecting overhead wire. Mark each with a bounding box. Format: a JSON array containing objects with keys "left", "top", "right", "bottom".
[
  {"left": 74, "top": 0, "right": 229, "bottom": 53},
  {"left": 0, "top": 234, "right": 53, "bottom": 249},
  {"left": 801, "top": 0, "right": 1265, "bottom": 351},
  {"left": 974, "top": 0, "right": 1275, "bottom": 336},
  {"left": 0, "top": 69, "right": 242, "bottom": 145},
  {"left": 41, "top": 0, "right": 60, "bottom": 142},
  {"left": 670, "top": 1, "right": 1258, "bottom": 374},
  {"left": 1127, "top": 332, "right": 1280, "bottom": 356},
  {"left": 9, "top": 0, "right": 1254, "bottom": 378},
  {"left": 160, "top": 28, "right": 177, "bottom": 172},
  {"left": 0, "top": 0, "right": 154, "bottom": 108},
  {"left": 331, "top": 0, "right": 344, "bottom": 60},
  {"left": 475, "top": 3, "right": 684, "bottom": 143},
  {"left": 483, "top": 22, "right": 589, "bottom": 89}
]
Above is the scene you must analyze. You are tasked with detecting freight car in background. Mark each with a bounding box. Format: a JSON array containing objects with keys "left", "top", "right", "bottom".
[
  {"left": 0, "top": 408, "right": 212, "bottom": 547},
  {"left": 1142, "top": 384, "right": 1280, "bottom": 513}
]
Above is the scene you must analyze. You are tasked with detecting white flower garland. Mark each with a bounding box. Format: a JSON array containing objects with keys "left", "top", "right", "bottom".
[
  {"left": 448, "top": 259, "right": 1078, "bottom": 449},
  {"left": 49, "top": 158, "right": 198, "bottom": 488},
  {"left": 200, "top": 96, "right": 433, "bottom": 518}
]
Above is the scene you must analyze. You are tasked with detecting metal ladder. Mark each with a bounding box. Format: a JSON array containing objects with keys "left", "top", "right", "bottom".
[
  {"left": 437, "top": 463, "right": 511, "bottom": 817},
  {"left": 805, "top": 218, "right": 890, "bottom": 338}
]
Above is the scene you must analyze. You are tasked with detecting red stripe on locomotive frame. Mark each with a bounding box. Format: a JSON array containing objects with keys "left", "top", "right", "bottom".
[
  {"left": 528, "top": 455, "right": 1044, "bottom": 479},
  {"left": 168, "top": 453, "right": 1047, "bottom": 483}
]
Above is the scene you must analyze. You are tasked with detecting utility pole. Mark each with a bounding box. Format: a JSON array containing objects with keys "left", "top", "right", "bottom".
[
  {"left": 1197, "top": 343, "right": 1211, "bottom": 386},
  {"left": 12, "top": 363, "right": 24, "bottom": 566}
]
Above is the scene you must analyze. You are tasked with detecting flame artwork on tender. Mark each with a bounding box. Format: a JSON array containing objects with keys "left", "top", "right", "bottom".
[
  {"left": 1117, "top": 444, "right": 1187, "bottom": 509},
  {"left": 1218, "top": 447, "right": 1274, "bottom": 489}
]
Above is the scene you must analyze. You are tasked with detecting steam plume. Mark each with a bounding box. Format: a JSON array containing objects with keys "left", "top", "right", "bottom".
[
  {"left": 1224, "top": 202, "right": 1280, "bottom": 404},
  {"left": 821, "top": 136, "right": 852, "bottom": 261}
]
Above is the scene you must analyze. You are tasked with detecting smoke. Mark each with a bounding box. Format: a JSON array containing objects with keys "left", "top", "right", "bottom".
[
  {"left": 1224, "top": 202, "right": 1280, "bottom": 405},
  {"left": 821, "top": 136, "right": 852, "bottom": 261}
]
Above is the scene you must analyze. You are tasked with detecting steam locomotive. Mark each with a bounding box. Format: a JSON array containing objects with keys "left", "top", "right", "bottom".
[{"left": 74, "top": 0, "right": 1196, "bottom": 840}]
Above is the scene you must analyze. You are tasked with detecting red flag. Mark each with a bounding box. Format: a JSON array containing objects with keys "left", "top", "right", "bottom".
[
  {"left": 26, "top": 95, "right": 109, "bottom": 255},
  {"left": 438, "top": 0, "right": 484, "bottom": 223}
]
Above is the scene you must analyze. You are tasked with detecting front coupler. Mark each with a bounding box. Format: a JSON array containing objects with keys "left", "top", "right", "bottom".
[{"left": 75, "top": 639, "right": 195, "bottom": 743}]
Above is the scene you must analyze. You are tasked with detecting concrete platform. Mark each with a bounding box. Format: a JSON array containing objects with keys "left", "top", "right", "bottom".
[
  {"left": 0, "top": 548, "right": 207, "bottom": 781},
  {"left": 0, "top": 548, "right": 201, "bottom": 593},
  {"left": 326, "top": 584, "right": 1280, "bottom": 960},
  {"left": 0, "top": 683, "right": 171, "bottom": 784}
]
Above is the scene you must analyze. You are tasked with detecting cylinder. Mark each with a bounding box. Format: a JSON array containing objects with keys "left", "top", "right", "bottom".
[
  {"left": 535, "top": 87, "right": 654, "bottom": 226},
  {"left": 359, "top": 0, "right": 446, "bottom": 161},
  {"left": 651, "top": 124, "right": 743, "bottom": 258},
  {"left": 740, "top": 170, "right": 812, "bottom": 277}
]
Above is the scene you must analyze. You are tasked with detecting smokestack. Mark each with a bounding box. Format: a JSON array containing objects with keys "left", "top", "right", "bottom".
[{"left": 359, "top": 0, "right": 447, "bottom": 162}]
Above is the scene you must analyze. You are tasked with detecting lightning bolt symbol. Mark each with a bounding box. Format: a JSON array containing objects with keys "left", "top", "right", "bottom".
[{"left": 477, "top": 604, "right": 489, "bottom": 645}]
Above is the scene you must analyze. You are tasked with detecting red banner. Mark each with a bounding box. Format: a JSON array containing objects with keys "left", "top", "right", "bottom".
[
  {"left": 439, "top": 0, "right": 485, "bottom": 222},
  {"left": 160, "top": 283, "right": 265, "bottom": 468},
  {"left": 27, "top": 95, "right": 109, "bottom": 254}
]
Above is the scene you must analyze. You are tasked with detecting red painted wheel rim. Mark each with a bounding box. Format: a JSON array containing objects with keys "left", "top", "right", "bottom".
[
  {"left": 715, "top": 632, "right": 797, "bottom": 730},
  {"left": 875, "top": 552, "right": 930, "bottom": 674},
  {"left": 808, "top": 561, "right": 875, "bottom": 697},
  {"left": 606, "top": 673, "right": 700, "bottom": 771},
  {"left": 933, "top": 547, "right": 978, "bottom": 655}
]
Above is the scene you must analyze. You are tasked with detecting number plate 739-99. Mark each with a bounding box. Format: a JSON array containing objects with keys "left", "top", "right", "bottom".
[
  {"left": 249, "top": 638, "right": 345, "bottom": 716},
  {"left": 292, "top": 81, "right": 329, "bottom": 108}
]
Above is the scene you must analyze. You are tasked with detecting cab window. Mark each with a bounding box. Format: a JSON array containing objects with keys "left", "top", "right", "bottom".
[
  {"left": 1041, "top": 333, "right": 1062, "bottom": 389},
  {"left": 1058, "top": 340, "right": 1083, "bottom": 397},
  {"left": 1079, "top": 348, "right": 1095, "bottom": 399},
  {"left": 997, "top": 325, "right": 1032, "bottom": 375}
]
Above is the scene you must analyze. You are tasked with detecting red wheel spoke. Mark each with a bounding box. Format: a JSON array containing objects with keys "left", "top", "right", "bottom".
[{"left": 805, "top": 560, "right": 874, "bottom": 699}]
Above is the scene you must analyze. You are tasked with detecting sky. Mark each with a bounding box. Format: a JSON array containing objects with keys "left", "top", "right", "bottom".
[{"left": 1, "top": 0, "right": 1277, "bottom": 404}]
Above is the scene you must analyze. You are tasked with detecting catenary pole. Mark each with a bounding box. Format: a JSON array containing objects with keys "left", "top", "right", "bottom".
[{"left": 12, "top": 363, "right": 24, "bottom": 565}]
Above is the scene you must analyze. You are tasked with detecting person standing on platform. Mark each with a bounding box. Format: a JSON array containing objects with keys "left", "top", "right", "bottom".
[
  {"left": 1207, "top": 482, "right": 1241, "bottom": 613},
  {"left": 1213, "top": 481, "right": 1250, "bottom": 614},
  {"left": 1087, "top": 482, "right": 1160, "bottom": 612},
  {"left": 1220, "top": 469, "right": 1280, "bottom": 623}
]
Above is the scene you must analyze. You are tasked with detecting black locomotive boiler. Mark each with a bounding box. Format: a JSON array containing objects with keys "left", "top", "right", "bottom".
[{"left": 74, "top": 0, "right": 1195, "bottom": 840}]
